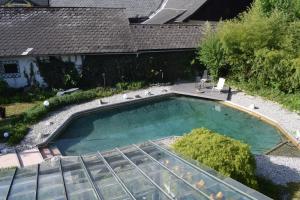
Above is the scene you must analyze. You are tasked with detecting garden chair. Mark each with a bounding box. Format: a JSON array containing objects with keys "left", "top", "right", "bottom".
[
  {"left": 212, "top": 78, "right": 225, "bottom": 93},
  {"left": 196, "top": 70, "right": 210, "bottom": 90}
]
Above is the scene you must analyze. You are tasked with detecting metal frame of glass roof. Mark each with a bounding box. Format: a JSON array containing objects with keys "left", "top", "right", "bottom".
[{"left": 0, "top": 141, "right": 271, "bottom": 200}]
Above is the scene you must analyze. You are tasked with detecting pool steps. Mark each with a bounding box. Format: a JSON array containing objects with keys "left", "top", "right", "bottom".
[{"left": 39, "top": 146, "right": 62, "bottom": 159}]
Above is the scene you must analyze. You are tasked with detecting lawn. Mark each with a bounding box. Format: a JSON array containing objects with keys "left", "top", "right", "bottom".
[{"left": 4, "top": 102, "right": 40, "bottom": 118}]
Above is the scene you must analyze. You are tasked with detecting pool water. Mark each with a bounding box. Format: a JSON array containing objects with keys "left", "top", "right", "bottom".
[{"left": 54, "top": 96, "right": 283, "bottom": 155}]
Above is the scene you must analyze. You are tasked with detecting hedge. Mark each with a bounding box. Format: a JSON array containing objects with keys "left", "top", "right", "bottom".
[
  {"left": 197, "top": 0, "right": 300, "bottom": 112},
  {"left": 172, "top": 128, "right": 258, "bottom": 189}
]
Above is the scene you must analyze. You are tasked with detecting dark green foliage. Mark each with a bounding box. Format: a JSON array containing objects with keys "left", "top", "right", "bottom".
[
  {"left": 198, "top": 0, "right": 300, "bottom": 111},
  {"left": 0, "top": 82, "right": 144, "bottom": 144},
  {"left": 256, "top": 176, "right": 286, "bottom": 199},
  {"left": 37, "top": 57, "right": 80, "bottom": 89},
  {"left": 257, "top": 0, "right": 300, "bottom": 19},
  {"left": 0, "top": 78, "right": 9, "bottom": 96},
  {"left": 256, "top": 177, "right": 300, "bottom": 199},
  {"left": 172, "top": 128, "right": 258, "bottom": 188},
  {"left": 0, "top": 87, "right": 55, "bottom": 105},
  {"left": 81, "top": 52, "right": 201, "bottom": 87}
]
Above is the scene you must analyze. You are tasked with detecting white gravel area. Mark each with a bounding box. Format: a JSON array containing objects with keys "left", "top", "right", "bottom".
[
  {"left": 17, "top": 86, "right": 171, "bottom": 150},
  {"left": 229, "top": 91, "right": 300, "bottom": 144},
  {"left": 255, "top": 155, "right": 300, "bottom": 185}
]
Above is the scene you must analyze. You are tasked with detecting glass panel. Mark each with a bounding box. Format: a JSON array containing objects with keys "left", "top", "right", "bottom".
[
  {"left": 140, "top": 143, "right": 251, "bottom": 200},
  {"left": 38, "top": 160, "right": 65, "bottom": 200},
  {"left": 61, "top": 157, "right": 97, "bottom": 200},
  {"left": 122, "top": 146, "right": 207, "bottom": 200},
  {"left": 82, "top": 154, "right": 131, "bottom": 200},
  {"left": 102, "top": 150, "right": 170, "bottom": 200},
  {"left": 8, "top": 166, "right": 37, "bottom": 200},
  {"left": 0, "top": 168, "right": 15, "bottom": 200}
]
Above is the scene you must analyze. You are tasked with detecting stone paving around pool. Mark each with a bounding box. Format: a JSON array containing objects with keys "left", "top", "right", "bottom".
[{"left": 0, "top": 82, "right": 299, "bottom": 180}]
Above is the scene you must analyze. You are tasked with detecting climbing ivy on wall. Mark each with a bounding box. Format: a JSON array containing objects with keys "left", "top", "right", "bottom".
[
  {"left": 37, "top": 57, "right": 80, "bottom": 89},
  {"left": 81, "top": 51, "right": 202, "bottom": 87}
]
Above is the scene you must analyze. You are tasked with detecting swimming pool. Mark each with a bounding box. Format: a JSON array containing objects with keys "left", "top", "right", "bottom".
[{"left": 53, "top": 95, "right": 283, "bottom": 155}]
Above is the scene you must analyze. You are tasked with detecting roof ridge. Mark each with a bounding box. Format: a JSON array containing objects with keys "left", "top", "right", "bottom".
[
  {"left": 0, "top": 6, "right": 127, "bottom": 9},
  {"left": 130, "top": 23, "right": 205, "bottom": 27}
]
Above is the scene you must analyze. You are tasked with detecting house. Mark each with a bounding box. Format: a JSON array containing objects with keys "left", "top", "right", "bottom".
[
  {"left": 50, "top": 0, "right": 253, "bottom": 23},
  {"left": 0, "top": 0, "right": 252, "bottom": 23},
  {"left": 0, "top": 0, "right": 48, "bottom": 7},
  {"left": 0, "top": 7, "right": 205, "bottom": 88}
]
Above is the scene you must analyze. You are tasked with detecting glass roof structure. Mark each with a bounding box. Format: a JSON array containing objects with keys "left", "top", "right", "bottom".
[{"left": 0, "top": 141, "right": 270, "bottom": 200}]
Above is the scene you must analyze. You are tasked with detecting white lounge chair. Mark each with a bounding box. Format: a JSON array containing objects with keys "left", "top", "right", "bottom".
[{"left": 212, "top": 78, "right": 225, "bottom": 93}]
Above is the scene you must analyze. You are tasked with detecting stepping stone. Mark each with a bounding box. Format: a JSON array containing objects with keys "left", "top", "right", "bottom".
[
  {"left": 40, "top": 147, "right": 53, "bottom": 159},
  {"left": 0, "top": 152, "right": 20, "bottom": 168},
  {"left": 50, "top": 146, "right": 62, "bottom": 156},
  {"left": 19, "top": 148, "right": 43, "bottom": 167}
]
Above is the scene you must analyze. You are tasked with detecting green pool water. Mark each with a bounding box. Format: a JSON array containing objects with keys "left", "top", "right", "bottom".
[{"left": 54, "top": 96, "right": 283, "bottom": 155}]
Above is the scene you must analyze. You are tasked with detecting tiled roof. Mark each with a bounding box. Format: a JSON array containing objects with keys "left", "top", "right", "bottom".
[
  {"left": 144, "top": 0, "right": 208, "bottom": 24},
  {"left": 144, "top": 8, "right": 186, "bottom": 24},
  {"left": 0, "top": 0, "right": 49, "bottom": 6},
  {"left": 49, "top": 0, "right": 164, "bottom": 18},
  {"left": 0, "top": 7, "right": 136, "bottom": 57},
  {"left": 0, "top": 7, "right": 206, "bottom": 57},
  {"left": 131, "top": 24, "right": 204, "bottom": 50}
]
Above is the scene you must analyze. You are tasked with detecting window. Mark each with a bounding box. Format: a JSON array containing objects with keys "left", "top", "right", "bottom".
[
  {"left": 4, "top": 63, "right": 18, "bottom": 74},
  {"left": 0, "top": 61, "right": 20, "bottom": 78}
]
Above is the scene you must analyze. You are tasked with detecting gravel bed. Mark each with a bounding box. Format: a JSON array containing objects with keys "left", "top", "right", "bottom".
[
  {"left": 229, "top": 91, "right": 300, "bottom": 144},
  {"left": 255, "top": 155, "right": 300, "bottom": 185}
]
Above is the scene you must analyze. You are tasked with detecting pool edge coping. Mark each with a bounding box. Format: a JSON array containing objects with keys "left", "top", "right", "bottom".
[{"left": 222, "top": 101, "right": 300, "bottom": 150}]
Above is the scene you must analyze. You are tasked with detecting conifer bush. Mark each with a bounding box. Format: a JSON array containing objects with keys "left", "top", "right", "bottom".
[{"left": 172, "top": 128, "right": 258, "bottom": 188}]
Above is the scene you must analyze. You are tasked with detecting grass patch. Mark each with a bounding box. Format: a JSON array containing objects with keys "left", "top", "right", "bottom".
[
  {"left": 4, "top": 102, "right": 40, "bottom": 118},
  {"left": 0, "top": 81, "right": 145, "bottom": 145}
]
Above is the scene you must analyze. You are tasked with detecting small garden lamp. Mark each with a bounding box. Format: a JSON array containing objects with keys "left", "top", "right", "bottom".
[
  {"left": 3, "top": 132, "right": 9, "bottom": 138},
  {"left": 43, "top": 100, "right": 50, "bottom": 107}
]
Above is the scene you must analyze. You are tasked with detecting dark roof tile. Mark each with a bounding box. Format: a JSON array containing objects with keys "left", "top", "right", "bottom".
[
  {"left": 49, "top": 0, "right": 163, "bottom": 18},
  {"left": 131, "top": 24, "right": 204, "bottom": 50},
  {"left": 0, "top": 7, "right": 136, "bottom": 57}
]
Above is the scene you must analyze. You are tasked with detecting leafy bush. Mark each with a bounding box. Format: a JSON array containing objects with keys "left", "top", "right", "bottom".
[
  {"left": 116, "top": 81, "right": 145, "bottom": 91},
  {"left": 172, "top": 128, "right": 258, "bottom": 188},
  {"left": 0, "top": 79, "right": 9, "bottom": 96},
  {"left": 257, "top": 0, "right": 300, "bottom": 19},
  {"left": 197, "top": 0, "right": 300, "bottom": 111},
  {"left": 0, "top": 87, "right": 55, "bottom": 105}
]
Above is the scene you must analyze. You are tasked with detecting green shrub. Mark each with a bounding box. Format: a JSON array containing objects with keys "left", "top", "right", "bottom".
[
  {"left": 116, "top": 81, "right": 145, "bottom": 91},
  {"left": 197, "top": 0, "right": 300, "bottom": 111},
  {"left": 172, "top": 128, "right": 258, "bottom": 188},
  {"left": 0, "top": 79, "right": 9, "bottom": 96}
]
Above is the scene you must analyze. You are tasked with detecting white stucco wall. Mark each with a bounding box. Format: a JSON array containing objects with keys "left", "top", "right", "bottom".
[
  {"left": 0, "top": 57, "right": 45, "bottom": 88},
  {"left": 0, "top": 55, "right": 83, "bottom": 88}
]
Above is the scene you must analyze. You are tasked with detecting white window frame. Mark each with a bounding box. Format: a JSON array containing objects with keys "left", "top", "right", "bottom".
[{"left": 0, "top": 60, "right": 21, "bottom": 79}]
